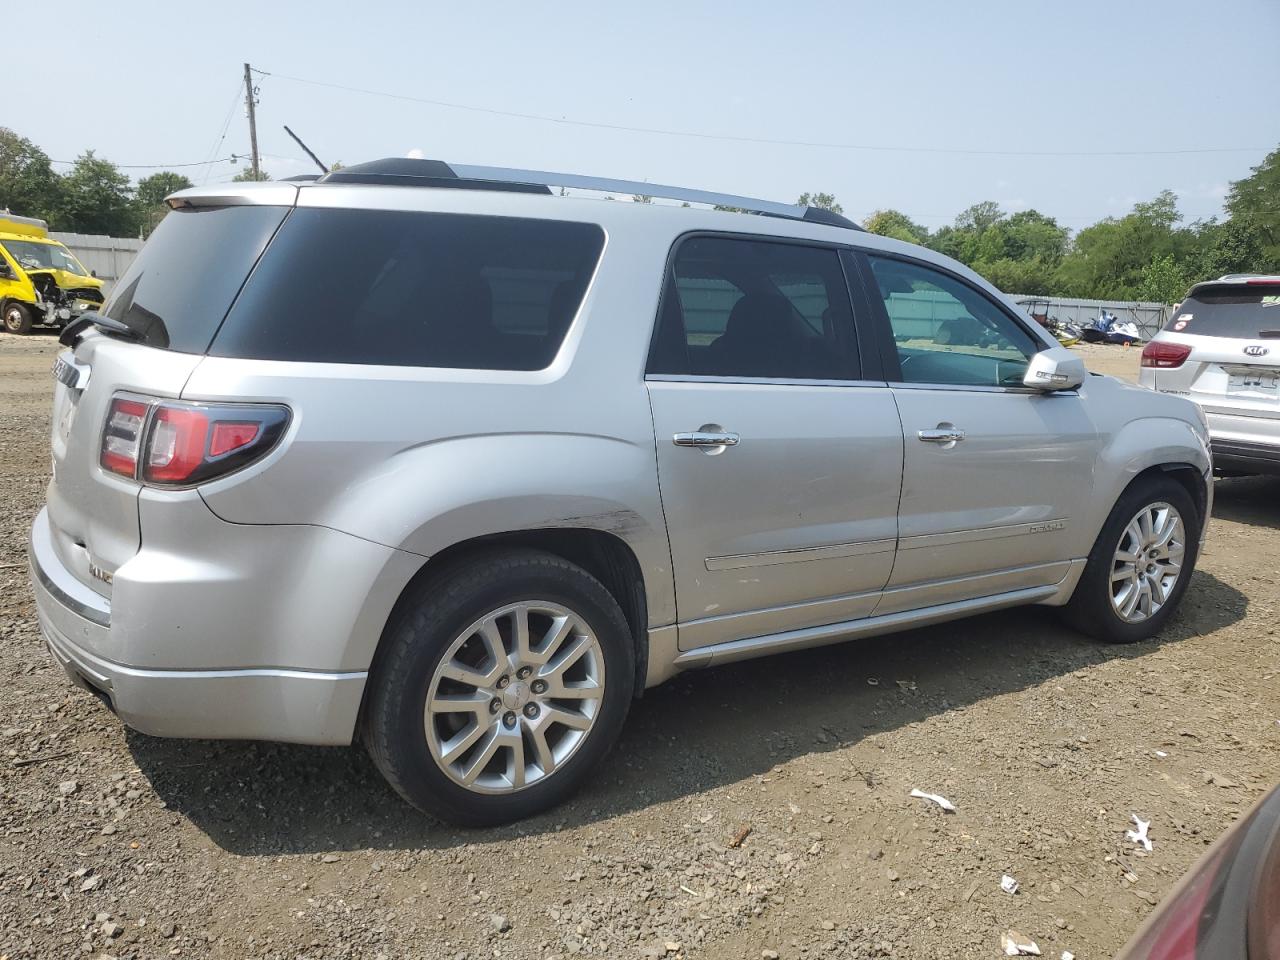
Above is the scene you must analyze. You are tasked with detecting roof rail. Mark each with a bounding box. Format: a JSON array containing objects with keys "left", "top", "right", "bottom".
[{"left": 319, "top": 158, "right": 862, "bottom": 230}]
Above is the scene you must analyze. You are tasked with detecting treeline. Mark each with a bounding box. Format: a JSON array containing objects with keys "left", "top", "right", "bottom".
[
  {"left": 856, "top": 146, "right": 1279, "bottom": 304},
  {"left": 0, "top": 128, "right": 267, "bottom": 239}
]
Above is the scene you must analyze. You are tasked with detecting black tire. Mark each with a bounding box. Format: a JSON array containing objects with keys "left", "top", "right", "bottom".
[
  {"left": 1063, "top": 475, "right": 1201, "bottom": 644},
  {"left": 363, "top": 548, "right": 635, "bottom": 826},
  {"left": 2, "top": 302, "right": 33, "bottom": 335}
]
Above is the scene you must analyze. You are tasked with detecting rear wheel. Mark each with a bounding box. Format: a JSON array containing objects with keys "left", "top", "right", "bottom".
[
  {"left": 1064, "top": 476, "right": 1200, "bottom": 643},
  {"left": 363, "top": 549, "right": 635, "bottom": 826},
  {"left": 2, "top": 302, "right": 32, "bottom": 335}
]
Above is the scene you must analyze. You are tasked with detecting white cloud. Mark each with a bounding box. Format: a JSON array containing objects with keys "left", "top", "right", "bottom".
[{"left": 405, "top": 148, "right": 425, "bottom": 159}]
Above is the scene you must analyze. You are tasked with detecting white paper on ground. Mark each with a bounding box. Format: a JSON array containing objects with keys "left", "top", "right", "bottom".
[
  {"left": 909, "top": 788, "right": 956, "bottom": 812},
  {"left": 1126, "top": 813, "right": 1153, "bottom": 852}
]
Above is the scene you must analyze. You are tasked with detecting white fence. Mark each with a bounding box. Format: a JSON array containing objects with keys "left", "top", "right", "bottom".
[
  {"left": 1010, "top": 294, "right": 1173, "bottom": 339},
  {"left": 50, "top": 232, "right": 143, "bottom": 291}
]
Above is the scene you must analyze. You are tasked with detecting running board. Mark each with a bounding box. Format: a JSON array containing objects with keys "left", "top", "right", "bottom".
[{"left": 672, "top": 583, "right": 1060, "bottom": 669}]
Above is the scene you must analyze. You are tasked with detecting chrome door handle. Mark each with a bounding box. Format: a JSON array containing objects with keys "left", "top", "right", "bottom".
[
  {"left": 673, "top": 431, "right": 740, "bottom": 448},
  {"left": 918, "top": 428, "right": 966, "bottom": 443}
]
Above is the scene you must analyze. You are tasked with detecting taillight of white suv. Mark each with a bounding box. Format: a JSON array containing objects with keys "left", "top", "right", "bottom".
[
  {"left": 1141, "top": 341, "right": 1192, "bottom": 369},
  {"left": 100, "top": 395, "right": 290, "bottom": 485}
]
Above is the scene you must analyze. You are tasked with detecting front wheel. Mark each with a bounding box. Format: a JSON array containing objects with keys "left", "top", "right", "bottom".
[
  {"left": 2, "top": 302, "right": 33, "bottom": 335},
  {"left": 1064, "top": 476, "right": 1201, "bottom": 644},
  {"left": 363, "top": 549, "right": 635, "bottom": 826}
]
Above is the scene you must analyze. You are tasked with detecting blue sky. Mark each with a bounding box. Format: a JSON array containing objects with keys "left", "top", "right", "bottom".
[{"left": 13, "top": 0, "right": 1278, "bottom": 230}]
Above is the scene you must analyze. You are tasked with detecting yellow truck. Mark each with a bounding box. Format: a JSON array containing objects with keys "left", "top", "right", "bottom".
[{"left": 0, "top": 214, "right": 105, "bottom": 334}]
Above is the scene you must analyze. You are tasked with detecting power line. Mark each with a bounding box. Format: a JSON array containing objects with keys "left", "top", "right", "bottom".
[
  {"left": 51, "top": 156, "right": 238, "bottom": 170},
  {"left": 253, "top": 66, "right": 1270, "bottom": 159}
]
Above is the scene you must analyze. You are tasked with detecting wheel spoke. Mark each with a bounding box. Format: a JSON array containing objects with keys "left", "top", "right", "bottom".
[
  {"left": 439, "top": 661, "right": 493, "bottom": 690},
  {"left": 1112, "top": 563, "right": 1136, "bottom": 583},
  {"left": 541, "top": 633, "right": 593, "bottom": 680},
  {"left": 440, "top": 720, "right": 489, "bottom": 765},
  {"left": 529, "top": 724, "right": 556, "bottom": 774},
  {"left": 1149, "top": 573, "right": 1169, "bottom": 605},
  {"left": 545, "top": 679, "right": 603, "bottom": 701},
  {"left": 1138, "top": 510, "right": 1154, "bottom": 545},
  {"left": 543, "top": 706, "right": 592, "bottom": 731},
  {"left": 429, "top": 691, "right": 490, "bottom": 714},
  {"left": 507, "top": 733, "right": 526, "bottom": 789},
  {"left": 512, "top": 604, "right": 532, "bottom": 661},
  {"left": 459, "top": 728, "right": 504, "bottom": 784}
]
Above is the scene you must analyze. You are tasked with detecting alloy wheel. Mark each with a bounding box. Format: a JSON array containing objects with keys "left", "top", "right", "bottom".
[
  {"left": 1109, "top": 501, "right": 1185, "bottom": 624},
  {"left": 424, "top": 601, "right": 605, "bottom": 794}
]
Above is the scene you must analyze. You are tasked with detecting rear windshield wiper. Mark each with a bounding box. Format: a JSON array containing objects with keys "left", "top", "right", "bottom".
[
  {"left": 59, "top": 311, "right": 142, "bottom": 347},
  {"left": 1259, "top": 330, "right": 1280, "bottom": 339}
]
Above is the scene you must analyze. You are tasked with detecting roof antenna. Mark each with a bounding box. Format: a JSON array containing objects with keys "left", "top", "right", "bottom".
[{"left": 283, "top": 125, "right": 330, "bottom": 174}]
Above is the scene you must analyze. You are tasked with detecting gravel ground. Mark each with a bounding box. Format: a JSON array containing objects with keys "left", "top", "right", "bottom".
[{"left": 2, "top": 332, "right": 1278, "bottom": 960}]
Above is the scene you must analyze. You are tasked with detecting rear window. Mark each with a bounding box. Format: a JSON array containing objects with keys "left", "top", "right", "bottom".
[
  {"left": 1169, "top": 284, "right": 1280, "bottom": 339},
  {"left": 103, "top": 205, "right": 288, "bottom": 352},
  {"left": 210, "top": 208, "right": 605, "bottom": 370}
]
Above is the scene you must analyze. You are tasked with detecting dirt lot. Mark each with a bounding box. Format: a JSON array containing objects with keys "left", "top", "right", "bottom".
[{"left": 2, "top": 333, "right": 1278, "bottom": 960}]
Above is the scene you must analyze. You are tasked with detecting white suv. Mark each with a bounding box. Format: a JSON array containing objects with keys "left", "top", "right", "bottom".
[
  {"left": 30, "top": 158, "right": 1211, "bottom": 825},
  {"left": 1140, "top": 274, "right": 1280, "bottom": 476}
]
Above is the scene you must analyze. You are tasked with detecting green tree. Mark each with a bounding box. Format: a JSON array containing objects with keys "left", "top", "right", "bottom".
[
  {"left": 796, "top": 191, "right": 842, "bottom": 214},
  {"left": 1053, "top": 190, "right": 1186, "bottom": 299},
  {"left": 56, "top": 150, "right": 137, "bottom": 236},
  {"left": 632, "top": 194, "right": 653, "bottom": 203},
  {"left": 134, "top": 171, "right": 193, "bottom": 237},
  {"left": 863, "top": 209, "right": 928, "bottom": 244},
  {"left": 1136, "top": 254, "right": 1191, "bottom": 304},
  {"left": 134, "top": 171, "right": 193, "bottom": 207},
  {"left": 1225, "top": 146, "right": 1280, "bottom": 270},
  {"left": 955, "top": 201, "right": 1005, "bottom": 233},
  {"left": 0, "top": 128, "right": 62, "bottom": 222},
  {"left": 232, "top": 166, "right": 272, "bottom": 182}
]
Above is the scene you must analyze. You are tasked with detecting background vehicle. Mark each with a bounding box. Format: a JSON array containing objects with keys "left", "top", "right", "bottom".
[
  {"left": 0, "top": 214, "right": 105, "bottom": 334},
  {"left": 1139, "top": 275, "right": 1280, "bottom": 476},
  {"left": 1114, "top": 784, "right": 1280, "bottom": 960},
  {"left": 29, "top": 160, "right": 1211, "bottom": 825}
]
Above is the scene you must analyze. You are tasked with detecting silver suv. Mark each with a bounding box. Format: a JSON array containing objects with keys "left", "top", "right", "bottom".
[
  {"left": 29, "top": 159, "right": 1212, "bottom": 825},
  {"left": 1140, "top": 274, "right": 1280, "bottom": 476}
]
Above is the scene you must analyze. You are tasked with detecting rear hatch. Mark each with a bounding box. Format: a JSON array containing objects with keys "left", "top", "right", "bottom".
[
  {"left": 45, "top": 192, "right": 293, "bottom": 598},
  {"left": 1151, "top": 279, "right": 1280, "bottom": 415}
]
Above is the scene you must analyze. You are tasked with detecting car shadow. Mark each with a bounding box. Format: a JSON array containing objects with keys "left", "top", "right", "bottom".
[
  {"left": 126, "top": 569, "right": 1246, "bottom": 856},
  {"left": 1213, "top": 475, "right": 1280, "bottom": 530}
]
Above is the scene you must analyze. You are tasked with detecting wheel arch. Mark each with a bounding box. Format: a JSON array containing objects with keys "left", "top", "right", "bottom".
[{"left": 365, "top": 527, "right": 652, "bottom": 720}]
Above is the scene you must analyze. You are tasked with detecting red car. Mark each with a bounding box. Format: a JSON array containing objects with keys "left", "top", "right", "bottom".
[{"left": 1116, "top": 787, "right": 1280, "bottom": 958}]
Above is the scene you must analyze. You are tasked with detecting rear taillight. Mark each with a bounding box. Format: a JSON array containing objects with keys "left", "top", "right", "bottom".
[
  {"left": 100, "top": 398, "right": 148, "bottom": 478},
  {"left": 99, "top": 396, "right": 289, "bottom": 486},
  {"left": 1142, "top": 341, "right": 1193, "bottom": 369}
]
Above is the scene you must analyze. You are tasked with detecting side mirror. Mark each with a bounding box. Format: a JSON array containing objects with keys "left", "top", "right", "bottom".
[
  {"left": 1023, "top": 346, "right": 1086, "bottom": 392},
  {"left": 91, "top": 270, "right": 98, "bottom": 279},
  {"left": 0, "top": 261, "right": 14, "bottom": 280}
]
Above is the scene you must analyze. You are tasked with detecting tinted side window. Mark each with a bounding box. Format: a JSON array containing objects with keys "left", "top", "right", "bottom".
[
  {"left": 648, "top": 236, "right": 858, "bottom": 380},
  {"left": 211, "top": 209, "right": 604, "bottom": 370},
  {"left": 867, "top": 256, "right": 1038, "bottom": 388},
  {"left": 103, "top": 205, "right": 288, "bottom": 352}
]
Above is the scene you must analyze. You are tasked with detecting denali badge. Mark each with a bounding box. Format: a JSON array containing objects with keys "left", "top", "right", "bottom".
[{"left": 1244, "top": 345, "right": 1270, "bottom": 357}]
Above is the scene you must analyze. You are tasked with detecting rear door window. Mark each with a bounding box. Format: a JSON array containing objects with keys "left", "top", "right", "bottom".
[
  {"left": 647, "top": 236, "right": 859, "bottom": 380},
  {"left": 210, "top": 209, "right": 604, "bottom": 370},
  {"left": 103, "top": 205, "right": 288, "bottom": 352},
  {"left": 1169, "top": 284, "right": 1280, "bottom": 338}
]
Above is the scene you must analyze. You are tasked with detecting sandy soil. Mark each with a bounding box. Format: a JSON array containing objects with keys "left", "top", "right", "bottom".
[{"left": 2, "top": 332, "right": 1278, "bottom": 960}]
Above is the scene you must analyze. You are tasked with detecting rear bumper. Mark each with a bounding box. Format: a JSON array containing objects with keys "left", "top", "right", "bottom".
[
  {"left": 1210, "top": 438, "right": 1280, "bottom": 476},
  {"left": 28, "top": 505, "right": 402, "bottom": 745}
]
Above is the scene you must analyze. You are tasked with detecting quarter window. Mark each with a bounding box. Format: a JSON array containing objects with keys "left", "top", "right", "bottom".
[
  {"left": 648, "top": 236, "right": 858, "bottom": 380},
  {"left": 867, "top": 255, "right": 1038, "bottom": 388}
]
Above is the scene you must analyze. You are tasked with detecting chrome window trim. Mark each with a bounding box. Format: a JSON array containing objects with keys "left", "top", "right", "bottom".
[
  {"left": 645, "top": 374, "right": 890, "bottom": 389},
  {"left": 889, "top": 380, "right": 1079, "bottom": 397}
]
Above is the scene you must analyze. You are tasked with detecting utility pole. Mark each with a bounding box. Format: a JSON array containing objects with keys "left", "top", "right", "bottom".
[{"left": 243, "top": 62, "right": 260, "bottom": 180}]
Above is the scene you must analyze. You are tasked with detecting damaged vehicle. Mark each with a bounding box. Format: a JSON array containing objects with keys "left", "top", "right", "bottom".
[{"left": 0, "top": 214, "right": 105, "bottom": 334}]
